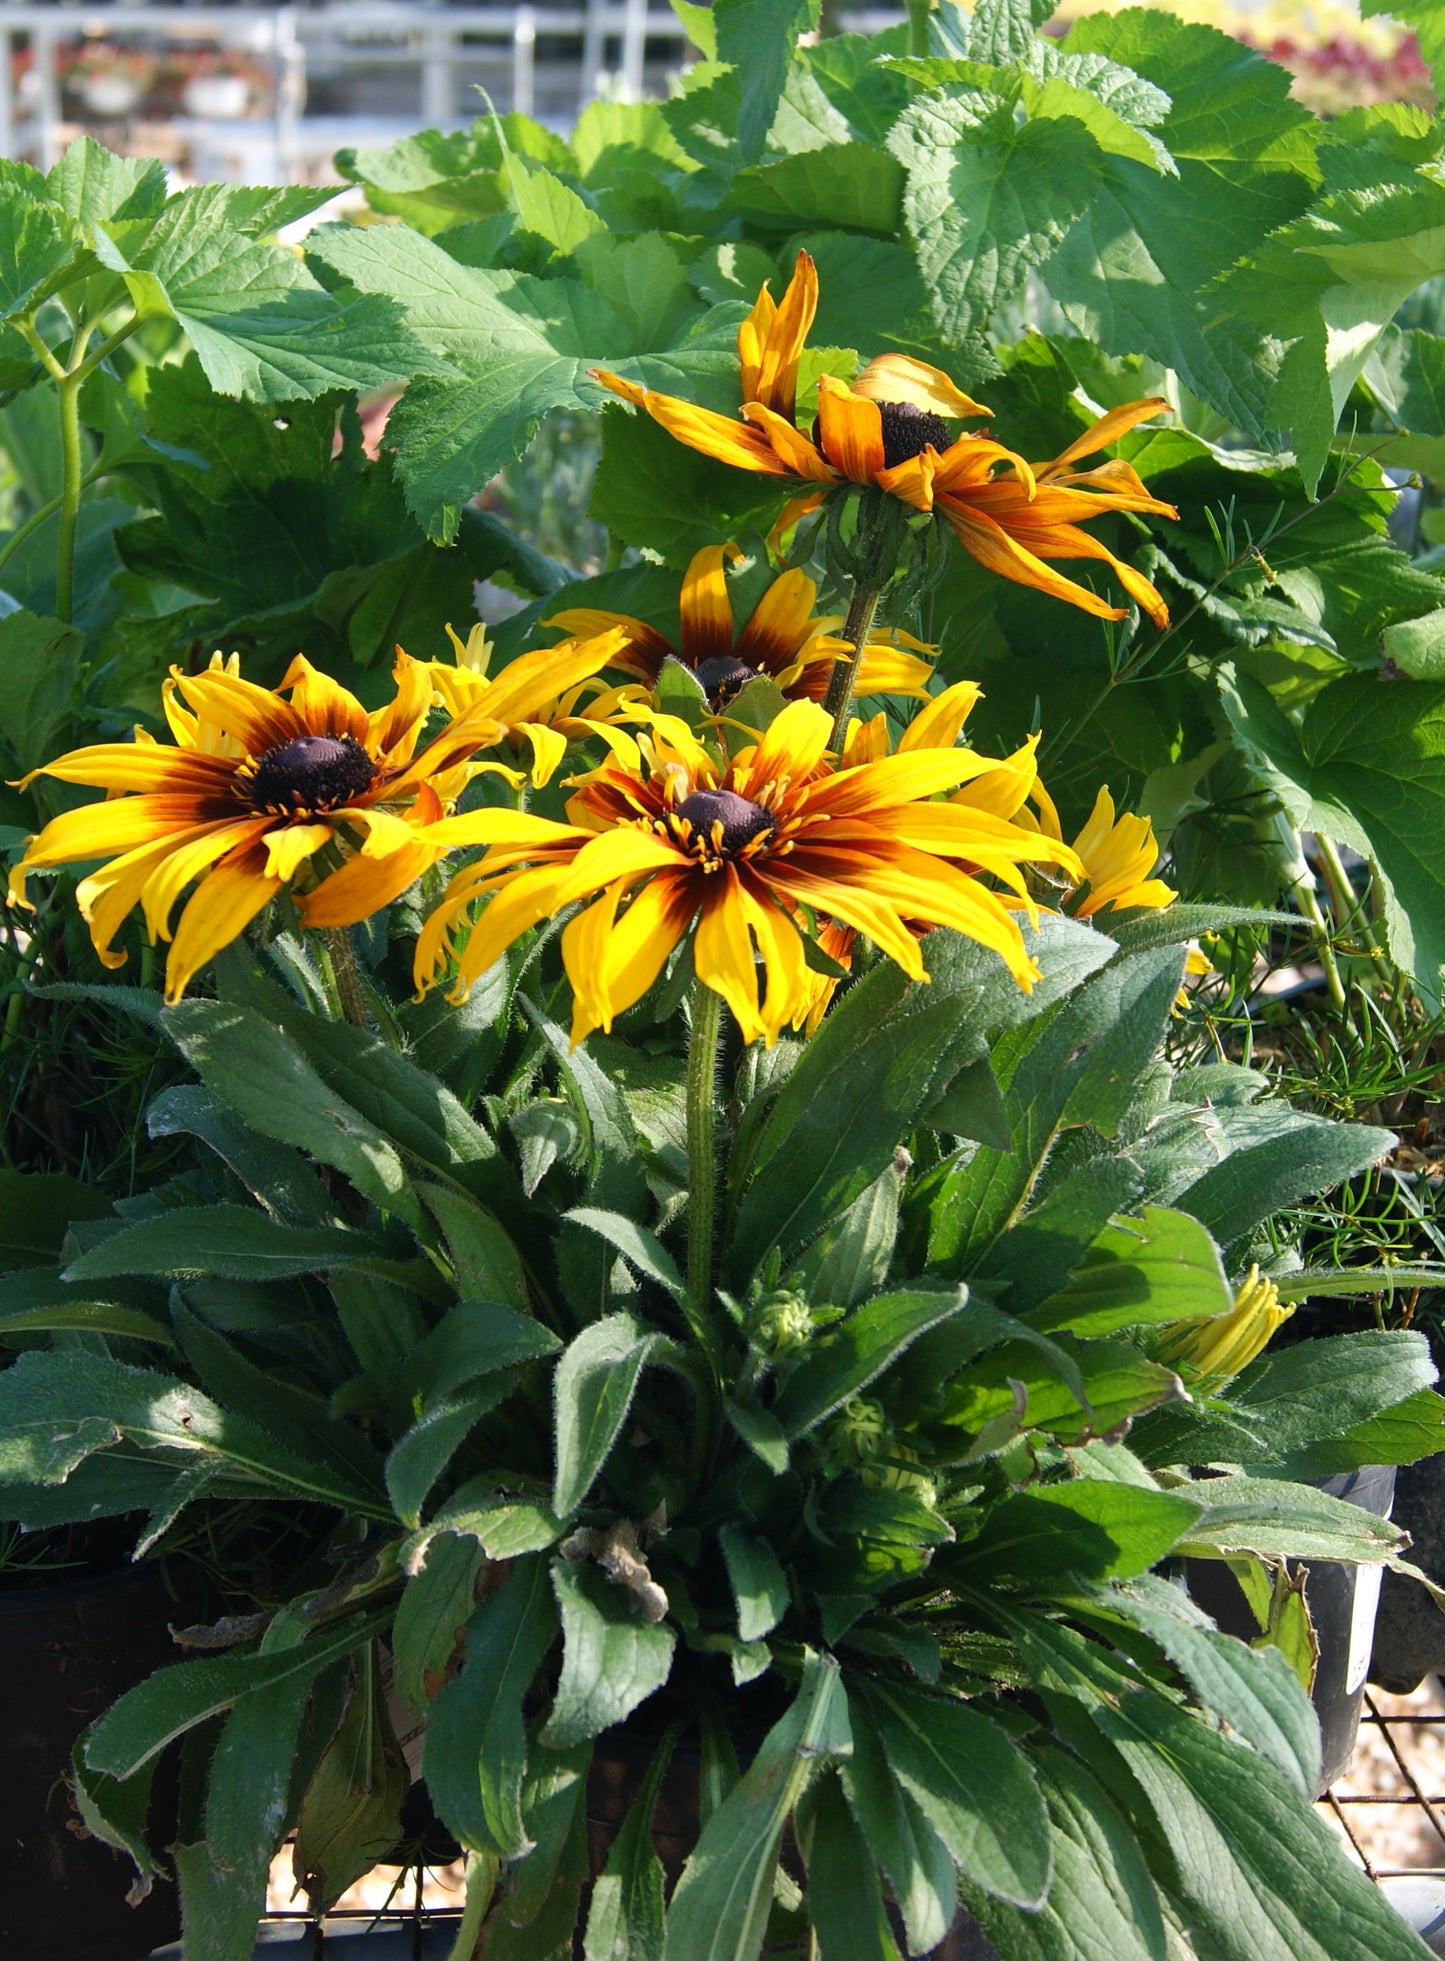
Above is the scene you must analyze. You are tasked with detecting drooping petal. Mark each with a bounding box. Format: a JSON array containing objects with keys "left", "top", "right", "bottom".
[
  {"left": 735, "top": 873, "right": 809, "bottom": 1047},
  {"left": 678, "top": 544, "right": 740, "bottom": 667},
  {"left": 937, "top": 500, "right": 1130, "bottom": 622},
  {"left": 815, "top": 376, "right": 886, "bottom": 483},
  {"left": 164, "top": 843, "right": 282, "bottom": 1003},
  {"left": 14, "top": 796, "right": 229, "bottom": 889},
  {"left": 587, "top": 870, "right": 698, "bottom": 1034},
  {"left": 448, "top": 860, "right": 585, "bottom": 997},
  {"left": 262, "top": 820, "right": 336, "bottom": 884},
  {"left": 591, "top": 371, "right": 798, "bottom": 477},
  {"left": 768, "top": 490, "right": 828, "bottom": 557},
  {"left": 741, "top": 402, "right": 841, "bottom": 483},
  {"left": 131, "top": 818, "right": 275, "bottom": 942},
  {"left": 693, "top": 868, "right": 765, "bottom": 1042},
  {"left": 76, "top": 834, "right": 193, "bottom": 969},
  {"left": 562, "top": 880, "right": 627, "bottom": 1043},
  {"left": 300, "top": 832, "right": 439, "bottom": 929},
  {"left": 1043, "top": 397, "right": 1170, "bottom": 477},
  {"left": 512, "top": 722, "right": 569, "bottom": 788},
  {"left": 853, "top": 354, "right": 992, "bottom": 421}
]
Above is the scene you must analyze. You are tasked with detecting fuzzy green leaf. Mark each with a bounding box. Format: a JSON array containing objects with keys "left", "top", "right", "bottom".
[{"left": 542, "top": 1559, "right": 676, "bottom": 1748}]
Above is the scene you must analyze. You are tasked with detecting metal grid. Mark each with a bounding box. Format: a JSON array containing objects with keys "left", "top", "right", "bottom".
[{"left": 1325, "top": 1684, "right": 1445, "bottom": 1880}]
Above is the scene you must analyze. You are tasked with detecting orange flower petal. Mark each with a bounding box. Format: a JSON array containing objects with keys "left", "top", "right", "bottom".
[
  {"left": 734, "top": 568, "right": 820, "bottom": 675},
  {"left": 298, "top": 833, "right": 441, "bottom": 929},
  {"left": 591, "top": 371, "right": 796, "bottom": 477},
  {"left": 815, "top": 376, "right": 885, "bottom": 483},
  {"left": 753, "top": 249, "right": 818, "bottom": 423},
  {"left": 938, "top": 501, "right": 1130, "bottom": 622},
  {"left": 693, "top": 868, "right": 765, "bottom": 1042},
  {"left": 768, "top": 490, "right": 828, "bottom": 559},
  {"left": 741, "top": 402, "right": 841, "bottom": 483},
  {"left": 1044, "top": 397, "right": 1170, "bottom": 477}
]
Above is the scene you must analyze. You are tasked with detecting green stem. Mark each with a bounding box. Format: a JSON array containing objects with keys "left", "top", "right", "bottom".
[
  {"left": 686, "top": 980, "right": 723, "bottom": 1311},
  {"left": 1290, "top": 849, "right": 1346, "bottom": 1013},
  {"left": 71, "top": 314, "right": 144, "bottom": 388},
  {"left": 1315, "top": 830, "right": 1397, "bottom": 991},
  {"left": 905, "top": 0, "right": 932, "bottom": 58},
  {"left": 821, "top": 581, "right": 882, "bottom": 754},
  {"left": 54, "top": 373, "right": 83, "bottom": 626},
  {"left": 322, "top": 926, "right": 371, "bottom": 1030}
]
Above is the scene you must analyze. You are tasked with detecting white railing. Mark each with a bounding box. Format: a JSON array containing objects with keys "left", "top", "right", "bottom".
[{"left": 0, "top": 3, "right": 906, "bottom": 178}]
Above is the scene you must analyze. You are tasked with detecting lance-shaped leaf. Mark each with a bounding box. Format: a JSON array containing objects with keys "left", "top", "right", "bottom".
[
  {"left": 663, "top": 1652, "right": 849, "bottom": 1961},
  {"left": 542, "top": 1559, "right": 676, "bottom": 1748},
  {"left": 422, "top": 1556, "right": 557, "bottom": 1858},
  {"left": 553, "top": 1313, "right": 667, "bottom": 1518},
  {"left": 773, "top": 1288, "right": 966, "bottom": 1441}
]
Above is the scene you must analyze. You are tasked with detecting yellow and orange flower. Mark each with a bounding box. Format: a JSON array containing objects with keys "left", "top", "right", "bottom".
[
  {"left": 8, "top": 635, "right": 622, "bottom": 1003},
  {"left": 544, "top": 542, "right": 934, "bottom": 714},
  {"left": 591, "top": 251, "right": 1177, "bottom": 624},
  {"left": 793, "top": 681, "right": 1057, "bottom": 1032},
  {"left": 1029, "top": 782, "right": 1178, "bottom": 917},
  {"left": 414, "top": 698, "right": 1080, "bottom": 1047},
  {"left": 429, "top": 622, "right": 639, "bottom": 786}
]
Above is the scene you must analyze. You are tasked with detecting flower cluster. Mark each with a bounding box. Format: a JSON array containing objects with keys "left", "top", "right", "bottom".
[{"left": 7, "top": 257, "right": 1190, "bottom": 1039}]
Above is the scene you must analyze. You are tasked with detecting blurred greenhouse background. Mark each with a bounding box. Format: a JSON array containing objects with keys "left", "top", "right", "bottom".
[{"left": 0, "top": 0, "right": 1430, "bottom": 184}]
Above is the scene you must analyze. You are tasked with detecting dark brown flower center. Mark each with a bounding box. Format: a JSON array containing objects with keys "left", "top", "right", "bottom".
[
  {"left": 248, "top": 733, "right": 376, "bottom": 814},
  {"left": 878, "top": 401, "right": 951, "bottom": 470},
  {"left": 694, "top": 656, "right": 761, "bottom": 708},
  {"left": 675, "top": 788, "right": 774, "bottom": 857}
]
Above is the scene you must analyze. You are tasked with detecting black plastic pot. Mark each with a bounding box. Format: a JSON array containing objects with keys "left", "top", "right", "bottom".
[
  {"left": 0, "top": 1559, "right": 182, "bottom": 1960},
  {"left": 1372, "top": 1452, "right": 1445, "bottom": 1694},
  {"left": 1189, "top": 1463, "right": 1397, "bottom": 1791}
]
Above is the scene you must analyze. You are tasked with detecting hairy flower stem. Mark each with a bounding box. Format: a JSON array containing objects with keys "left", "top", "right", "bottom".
[
  {"left": 822, "top": 581, "right": 882, "bottom": 753},
  {"left": 905, "top": 0, "right": 932, "bottom": 57},
  {"left": 686, "top": 980, "right": 723, "bottom": 1309},
  {"left": 322, "top": 927, "right": 371, "bottom": 1030},
  {"left": 54, "top": 374, "right": 83, "bottom": 626},
  {"left": 1289, "top": 855, "right": 1346, "bottom": 1013}
]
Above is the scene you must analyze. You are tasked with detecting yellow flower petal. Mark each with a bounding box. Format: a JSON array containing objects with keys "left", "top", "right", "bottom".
[
  {"left": 164, "top": 844, "right": 281, "bottom": 1003},
  {"left": 853, "top": 354, "right": 992, "bottom": 421},
  {"left": 679, "top": 544, "right": 742, "bottom": 667},
  {"left": 279, "top": 655, "right": 370, "bottom": 744},
  {"left": 262, "top": 820, "right": 335, "bottom": 884},
  {"left": 897, "top": 681, "right": 981, "bottom": 753},
  {"left": 694, "top": 869, "right": 766, "bottom": 1043}
]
